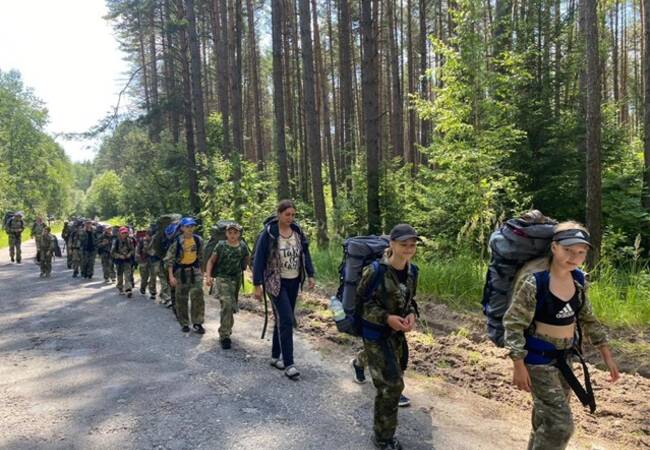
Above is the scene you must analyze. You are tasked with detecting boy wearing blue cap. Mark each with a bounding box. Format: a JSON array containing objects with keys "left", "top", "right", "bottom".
[{"left": 164, "top": 217, "right": 206, "bottom": 334}]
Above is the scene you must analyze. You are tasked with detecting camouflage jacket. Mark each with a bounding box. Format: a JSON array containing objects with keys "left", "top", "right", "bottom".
[
  {"left": 79, "top": 230, "right": 97, "bottom": 252},
  {"left": 40, "top": 234, "right": 57, "bottom": 257},
  {"left": 7, "top": 218, "right": 24, "bottom": 235},
  {"left": 503, "top": 273, "right": 609, "bottom": 361},
  {"left": 357, "top": 256, "right": 418, "bottom": 327},
  {"left": 164, "top": 234, "right": 204, "bottom": 270},
  {"left": 97, "top": 233, "right": 114, "bottom": 254},
  {"left": 31, "top": 222, "right": 45, "bottom": 238},
  {"left": 111, "top": 237, "right": 135, "bottom": 261},
  {"left": 211, "top": 240, "right": 249, "bottom": 278},
  {"left": 69, "top": 230, "right": 82, "bottom": 249}
]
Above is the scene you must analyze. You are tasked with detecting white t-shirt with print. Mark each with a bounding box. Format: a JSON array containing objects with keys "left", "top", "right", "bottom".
[{"left": 278, "top": 232, "right": 300, "bottom": 279}]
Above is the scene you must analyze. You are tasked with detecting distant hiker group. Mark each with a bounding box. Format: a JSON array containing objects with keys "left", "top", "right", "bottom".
[{"left": 2, "top": 205, "right": 620, "bottom": 450}]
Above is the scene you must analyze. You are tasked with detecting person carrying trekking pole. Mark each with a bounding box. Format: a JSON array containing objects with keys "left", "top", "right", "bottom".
[
  {"left": 252, "top": 200, "right": 315, "bottom": 380},
  {"left": 503, "top": 221, "right": 620, "bottom": 450},
  {"left": 165, "top": 217, "right": 206, "bottom": 334},
  {"left": 355, "top": 224, "right": 420, "bottom": 450}
]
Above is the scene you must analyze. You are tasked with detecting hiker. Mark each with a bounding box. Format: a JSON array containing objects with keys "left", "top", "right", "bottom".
[
  {"left": 352, "top": 224, "right": 420, "bottom": 450},
  {"left": 137, "top": 231, "right": 158, "bottom": 300},
  {"left": 503, "top": 221, "right": 620, "bottom": 450},
  {"left": 39, "top": 226, "right": 58, "bottom": 278},
  {"left": 62, "top": 219, "right": 74, "bottom": 268},
  {"left": 31, "top": 216, "right": 45, "bottom": 262},
  {"left": 70, "top": 223, "right": 83, "bottom": 278},
  {"left": 205, "top": 222, "right": 250, "bottom": 349},
  {"left": 252, "top": 200, "right": 315, "bottom": 380},
  {"left": 79, "top": 220, "right": 97, "bottom": 279},
  {"left": 165, "top": 217, "right": 206, "bottom": 334},
  {"left": 6, "top": 211, "right": 25, "bottom": 263},
  {"left": 97, "top": 225, "right": 116, "bottom": 283},
  {"left": 112, "top": 226, "right": 135, "bottom": 297}
]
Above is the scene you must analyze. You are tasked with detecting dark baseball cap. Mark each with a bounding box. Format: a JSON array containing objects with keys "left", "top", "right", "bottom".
[
  {"left": 552, "top": 229, "right": 592, "bottom": 248},
  {"left": 389, "top": 224, "right": 422, "bottom": 242}
]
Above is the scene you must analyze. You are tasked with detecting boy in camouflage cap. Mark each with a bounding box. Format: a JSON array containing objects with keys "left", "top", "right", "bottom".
[
  {"left": 39, "top": 227, "right": 57, "bottom": 278},
  {"left": 205, "top": 223, "right": 250, "bottom": 349}
]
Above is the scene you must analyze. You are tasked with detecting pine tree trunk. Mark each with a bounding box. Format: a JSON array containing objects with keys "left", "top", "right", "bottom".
[
  {"left": 339, "top": 0, "right": 355, "bottom": 192},
  {"left": 581, "top": 0, "right": 602, "bottom": 265},
  {"left": 247, "top": 0, "right": 265, "bottom": 168},
  {"left": 419, "top": 0, "right": 430, "bottom": 149},
  {"left": 406, "top": 0, "right": 416, "bottom": 163},
  {"left": 163, "top": 0, "right": 180, "bottom": 144},
  {"left": 272, "top": 0, "right": 290, "bottom": 199},
  {"left": 643, "top": 0, "right": 650, "bottom": 208},
  {"left": 149, "top": 2, "right": 161, "bottom": 142},
  {"left": 362, "top": 0, "right": 381, "bottom": 234},
  {"left": 184, "top": 0, "right": 208, "bottom": 156},
  {"left": 387, "top": 0, "right": 404, "bottom": 160}
]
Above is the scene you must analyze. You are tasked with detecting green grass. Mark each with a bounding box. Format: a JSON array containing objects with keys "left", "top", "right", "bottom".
[
  {"left": 0, "top": 222, "right": 63, "bottom": 250},
  {"left": 310, "top": 245, "right": 650, "bottom": 330}
]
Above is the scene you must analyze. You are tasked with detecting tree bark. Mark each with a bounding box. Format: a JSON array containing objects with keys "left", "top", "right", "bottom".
[
  {"left": 339, "top": 0, "right": 355, "bottom": 192},
  {"left": 184, "top": 0, "right": 208, "bottom": 156},
  {"left": 361, "top": 0, "right": 381, "bottom": 234},
  {"left": 643, "top": 0, "right": 650, "bottom": 208},
  {"left": 272, "top": 0, "right": 290, "bottom": 199},
  {"left": 387, "top": 0, "right": 404, "bottom": 160},
  {"left": 247, "top": 0, "right": 265, "bottom": 168}
]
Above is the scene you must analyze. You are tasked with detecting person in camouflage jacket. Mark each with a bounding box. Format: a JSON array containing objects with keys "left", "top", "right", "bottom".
[
  {"left": 6, "top": 211, "right": 25, "bottom": 263},
  {"left": 357, "top": 224, "right": 420, "bottom": 450},
  {"left": 112, "top": 227, "right": 135, "bottom": 297},
  {"left": 97, "top": 226, "right": 115, "bottom": 283},
  {"left": 39, "top": 226, "right": 57, "bottom": 278},
  {"left": 503, "top": 222, "right": 620, "bottom": 450}
]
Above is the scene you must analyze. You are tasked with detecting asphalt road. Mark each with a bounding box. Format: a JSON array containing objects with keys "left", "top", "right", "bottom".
[{"left": 0, "top": 239, "right": 536, "bottom": 450}]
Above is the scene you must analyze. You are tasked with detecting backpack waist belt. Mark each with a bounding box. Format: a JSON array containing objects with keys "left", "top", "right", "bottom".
[
  {"left": 175, "top": 264, "right": 198, "bottom": 284},
  {"left": 524, "top": 335, "right": 596, "bottom": 413},
  {"left": 361, "top": 319, "right": 391, "bottom": 342}
]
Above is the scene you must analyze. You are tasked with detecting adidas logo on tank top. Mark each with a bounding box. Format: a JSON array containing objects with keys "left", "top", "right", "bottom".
[{"left": 556, "top": 303, "right": 575, "bottom": 319}]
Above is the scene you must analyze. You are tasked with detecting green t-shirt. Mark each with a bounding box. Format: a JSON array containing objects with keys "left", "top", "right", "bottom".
[{"left": 212, "top": 240, "right": 249, "bottom": 278}]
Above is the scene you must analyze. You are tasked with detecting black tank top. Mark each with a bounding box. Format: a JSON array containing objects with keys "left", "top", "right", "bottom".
[{"left": 533, "top": 289, "right": 581, "bottom": 326}]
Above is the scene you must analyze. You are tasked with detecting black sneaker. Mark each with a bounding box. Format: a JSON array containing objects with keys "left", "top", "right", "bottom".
[
  {"left": 16, "top": 259, "right": 21, "bottom": 264},
  {"left": 221, "top": 338, "right": 231, "bottom": 349},
  {"left": 351, "top": 358, "right": 367, "bottom": 384},
  {"left": 150, "top": 294, "right": 157, "bottom": 300},
  {"left": 372, "top": 436, "right": 402, "bottom": 450},
  {"left": 73, "top": 271, "right": 78, "bottom": 278},
  {"left": 126, "top": 291, "right": 132, "bottom": 298},
  {"left": 398, "top": 394, "right": 411, "bottom": 407},
  {"left": 10, "top": 257, "right": 14, "bottom": 262},
  {"left": 193, "top": 324, "right": 206, "bottom": 334},
  {"left": 140, "top": 288, "right": 146, "bottom": 295},
  {"left": 181, "top": 325, "right": 190, "bottom": 333}
]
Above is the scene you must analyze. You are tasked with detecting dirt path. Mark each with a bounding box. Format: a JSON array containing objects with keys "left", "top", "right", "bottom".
[{"left": 0, "top": 240, "right": 638, "bottom": 449}]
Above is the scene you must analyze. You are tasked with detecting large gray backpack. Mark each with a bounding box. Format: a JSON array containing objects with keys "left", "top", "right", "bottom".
[{"left": 481, "top": 210, "right": 557, "bottom": 347}]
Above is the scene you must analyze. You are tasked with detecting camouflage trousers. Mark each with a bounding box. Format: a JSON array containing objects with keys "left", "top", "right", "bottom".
[
  {"left": 139, "top": 260, "right": 158, "bottom": 295},
  {"left": 364, "top": 332, "right": 408, "bottom": 441},
  {"left": 100, "top": 253, "right": 115, "bottom": 281},
  {"left": 81, "top": 251, "right": 96, "bottom": 277},
  {"left": 71, "top": 248, "right": 81, "bottom": 274},
  {"left": 158, "top": 261, "right": 171, "bottom": 301},
  {"left": 213, "top": 276, "right": 240, "bottom": 339},
  {"left": 174, "top": 268, "right": 204, "bottom": 327},
  {"left": 66, "top": 242, "right": 73, "bottom": 268},
  {"left": 40, "top": 253, "right": 53, "bottom": 276},
  {"left": 116, "top": 262, "right": 133, "bottom": 293},
  {"left": 526, "top": 363, "right": 574, "bottom": 450},
  {"left": 8, "top": 233, "right": 21, "bottom": 262}
]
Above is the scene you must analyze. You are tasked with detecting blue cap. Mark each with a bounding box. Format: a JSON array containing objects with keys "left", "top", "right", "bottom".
[{"left": 179, "top": 217, "right": 197, "bottom": 227}]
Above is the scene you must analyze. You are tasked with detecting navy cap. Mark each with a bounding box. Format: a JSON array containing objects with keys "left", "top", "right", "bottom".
[
  {"left": 389, "top": 224, "right": 422, "bottom": 242},
  {"left": 553, "top": 229, "right": 592, "bottom": 248}
]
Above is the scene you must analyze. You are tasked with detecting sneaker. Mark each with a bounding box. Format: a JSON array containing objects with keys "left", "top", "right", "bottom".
[
  {"left": 181, "top": 325, "right": 190, "bottom": 333},
  {"left": 104, "top": 278, "right": 110, "bottom": 283},
  {"left": 118, "top": 290, "right": 125, "bottom": 296},
  {"left": 270, "top": 358, "right": 285, "bottom": 370},
  {"left": 372, "top": 436, "right": 402, "bottom": 450},
  {"left": 126, "top": 291, "right": 133, "bottom": 298},
  {"left": 140, "top": 288, "right": 146, "bottom": 295},
  {"left": 398, "top": 394, "right": 411, "bottom": 407},
  {"left": 73, "top": 271, "right": 78, "bottom": 278},
  {"left": 351, "top": 358, "right": 367, "bottom": 384},
  {"left": 16, "top": 260, "right": 21, "bottom": 264},
  {"left": 221, "top": 338, "right": 231, "bottom": 349},
  {"left": 149, "top": 294, "right": 156, "bottom": 300},
  {"left": 284, "top": 365, "right": 300, "bottom": 380},
  {"left": 193, "top": 324, "right": 206, "bottom": 334}
]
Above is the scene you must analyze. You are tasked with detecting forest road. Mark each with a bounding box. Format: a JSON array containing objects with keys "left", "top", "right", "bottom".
[{"left": 0, "top": 239, "right": 621, "bottom": 450}]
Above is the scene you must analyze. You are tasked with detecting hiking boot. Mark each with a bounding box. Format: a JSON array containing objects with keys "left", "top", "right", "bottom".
[
  {"left": 398, "top": 394, "right": 410, "bottom": 407},
  {"left": 118, "top": 290, "right": 125, "bottom": 295},
  {"left": 221, "top": 338, "right": 231, "bottom": 349},
  {"left": 285, "top": 366, "right": 300, "bottom": 380},
  {"left": 351, "top": 358, "right": 367, "bottom": 384},
  {"left": 181, "top": 325, "right": 190, "bottom": 333},
  {"left": 73, "top": 271, "right": 78, "bottom": 278},
  {"left": 193, "top": 324, "right": 205, "bottom": 334},
  {"left": 270, "top": 358, "right": 285, "bottom": 370},
  {"left": 372, "top": 436, "right": 402, "bottom": 450},
  {"left": 149, "top": 293, "right": 157, "bottom": 300},
  {"left": 104, "top": 278, "right": 110, "bottom": 283},
  {"left": 10, "top": 257, "right": 14, "bottom": 262},
  {"left": 126, "top": 291, "right": 133, "bottom": 298},
  {"left": 16, "top": 259, "right": 21, "bottom": 264},
  {"left": 140, "top": 288, "right": 146, "bottom": 295}
]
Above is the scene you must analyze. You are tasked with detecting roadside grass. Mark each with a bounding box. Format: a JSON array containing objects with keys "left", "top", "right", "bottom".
[
  {"left": 309, "top": 245, "right": 650, "bottom": 330},
  {"left": 0, "top": 222, "right": 63, "bottom": 250}
]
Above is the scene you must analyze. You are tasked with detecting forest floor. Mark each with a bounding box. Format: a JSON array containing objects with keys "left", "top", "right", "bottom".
[
  {"left": 0, "top": 239, "right": 647, "bottom": 449},
  {"left": 241, "top": 285, "right": 650, "bottom": 450}
]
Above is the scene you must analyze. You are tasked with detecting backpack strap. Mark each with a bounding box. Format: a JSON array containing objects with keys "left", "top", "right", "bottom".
[{"left": 364, "top": 260, "right": 385, "bottom": 300}]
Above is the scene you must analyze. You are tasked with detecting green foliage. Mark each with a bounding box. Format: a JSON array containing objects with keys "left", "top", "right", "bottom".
[
  {"left": 0, "top": 69, "right": 73, "bottom": 219},
  {"left": 83, "top": 170, "right": 123, "bottom": 219}
]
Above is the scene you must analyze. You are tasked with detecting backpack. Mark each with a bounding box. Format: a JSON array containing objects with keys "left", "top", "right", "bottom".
[
  {"left": 333, "top": 235, "right": 393, "bottom": 336},
  {"left": 172, "top": 233, "right": 203, "bottom": 269},
  {"left": 53, "top": 236, "right": 62, "bottom": 258},
  {"left": 481, "top": 210, "right": 557, "bottom": 347},
  {"left": 151, "top": 213, "right": 181, "bottom": 258},
  {"left": 3, "top": 211, "right": 14, "bottom": 231}
]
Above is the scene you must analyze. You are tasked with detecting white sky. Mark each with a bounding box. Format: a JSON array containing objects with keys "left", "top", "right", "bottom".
[{"left": 0, "top": 0, "right": 131, "bottom": 162}]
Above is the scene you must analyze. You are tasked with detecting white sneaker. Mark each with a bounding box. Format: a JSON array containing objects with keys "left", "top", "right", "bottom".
[{"left": 270, "top": 358, "right": 285, "bottom": 370}]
